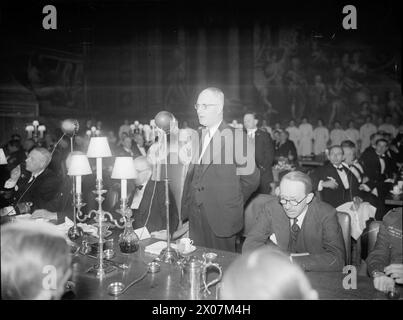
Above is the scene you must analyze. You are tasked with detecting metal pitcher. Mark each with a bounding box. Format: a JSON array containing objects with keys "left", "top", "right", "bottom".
[{"left": 180, "top": 254, "right": 223, "bottom": 300}]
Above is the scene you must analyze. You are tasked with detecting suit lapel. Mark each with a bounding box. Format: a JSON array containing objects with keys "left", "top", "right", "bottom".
[
  {"left": 271, "top": 204, "right": 290, "bottom": 250},
  {"left": 137, "top": 180, "right": 154, "bottom": 215},
  {"left": 200, "top": 122, "right": 227, "bottom": 176},
  {"left": 300, "top": 203, "right": 315, "bottom": 251},
  {"left": 329, "top": 165, "right": 344, "bottom": 189}
]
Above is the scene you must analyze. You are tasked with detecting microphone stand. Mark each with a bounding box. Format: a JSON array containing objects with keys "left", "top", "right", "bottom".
[{"left": 159, "top": 131, "right": 179, "bottom": 264}]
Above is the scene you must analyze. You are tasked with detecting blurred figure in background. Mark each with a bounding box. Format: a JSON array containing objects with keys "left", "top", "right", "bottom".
[
  {"left": 1, "top": 220, "right": 71, "bottom": 300},
  {"left": 313, "top": 119, "right": 329, "bottom": 156}
]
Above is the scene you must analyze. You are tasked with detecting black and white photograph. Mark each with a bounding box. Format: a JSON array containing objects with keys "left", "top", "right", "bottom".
[{"left": 0, "top": 0, "right": 402, "bottom": 304}]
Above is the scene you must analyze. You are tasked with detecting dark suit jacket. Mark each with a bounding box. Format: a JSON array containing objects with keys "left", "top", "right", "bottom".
[
  {"left": 275, "top": 140, "right": 298, "bottom": 164},
  {"left": 181, "top": 121, "right": 260, "bottom": 237},
  {"left": 243, "top": 196, "right": 345, "bottom": 271},
  {"left": 6, "top": 168, "right": 62, "bottom": 212},
  {"left": 366, "top": 207, "right": 402, "bottom": 275},
  {"left": 127, "top": 180, "right": 179, "bottom": 234},
  {"left": 359, "top": 146, "right": 397, "bottom": 191},
  {"left": 254, "top": 129, "right": 274, "bottom": 193},
  {"left": 310, "top": 163, "right": 360, "bottom": 208}
]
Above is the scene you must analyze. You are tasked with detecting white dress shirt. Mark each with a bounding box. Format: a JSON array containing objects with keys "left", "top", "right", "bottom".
[
  {"left": 247, "top": 128, "right": 257, "bottom": 139},
  {"left": 130, "top": 181, "right": 148, "bottom": 209},
  {"left": 198, "top": 120, "right": 222, "bottom": 164},
  {"left": 334, "top": 164, "right": 350, "bottom": 189}
]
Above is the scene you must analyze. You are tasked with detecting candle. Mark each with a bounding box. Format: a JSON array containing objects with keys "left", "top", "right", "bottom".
[
  {"left": 76, "top": 175, "right": 82, "bottom": 194},
  {"left": 121, "top": 179, "right": 127, "bottom": 199},
  {"left": 96, "top": 158, "right": 102, "bottom": 180}
]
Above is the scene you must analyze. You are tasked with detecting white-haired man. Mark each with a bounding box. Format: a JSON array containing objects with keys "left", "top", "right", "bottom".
[
  {"left": 181, "top": 87, "right": 259, "bottom": 252},
  {"left": 1, "top": 147, "right": 61, "bottom": 216}
]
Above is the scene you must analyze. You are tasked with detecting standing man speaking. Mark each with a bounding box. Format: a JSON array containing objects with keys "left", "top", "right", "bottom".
[{"left": 181, "top": 87, "right": 259, "bottom": 252}]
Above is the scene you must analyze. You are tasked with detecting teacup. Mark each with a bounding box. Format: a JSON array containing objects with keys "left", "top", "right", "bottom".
[{"left": 177, "top": 237, "right": 194, "bottom": 253}]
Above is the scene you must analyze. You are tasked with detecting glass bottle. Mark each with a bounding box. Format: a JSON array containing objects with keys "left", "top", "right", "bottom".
[{"left": 118, "top": 217, "right": 139, "bottom": 253}]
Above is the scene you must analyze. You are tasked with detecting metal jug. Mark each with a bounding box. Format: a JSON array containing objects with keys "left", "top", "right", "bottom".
[{"left": 180, "top": 253, "right": 223, "bottom": 300}]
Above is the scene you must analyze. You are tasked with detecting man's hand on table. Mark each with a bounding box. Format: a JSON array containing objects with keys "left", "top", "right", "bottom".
[
  {"left": 384, "top": 264, "right": 403, "bottom": 284},
  {"left": 373, "top": 273, "right": 395, "bottom": 292},
  {"left": 31, "top": 209, "right": 57, "bottom": 221}
]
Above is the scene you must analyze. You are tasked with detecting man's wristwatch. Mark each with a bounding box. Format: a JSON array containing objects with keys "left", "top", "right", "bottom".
[{"left": 372, "top": 270, "right": 385, "bottom": 278}]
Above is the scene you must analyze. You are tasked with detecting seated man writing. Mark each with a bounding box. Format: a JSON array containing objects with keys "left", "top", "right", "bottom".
[
  {"left": 243, "top": 171, "right": 345, "bottom": 272},
  {"left": 366, "top": 207, "right": 402, "bottom": 293}
]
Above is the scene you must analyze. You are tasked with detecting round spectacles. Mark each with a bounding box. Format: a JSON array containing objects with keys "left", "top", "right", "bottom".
[
  {"left": 194, "top": 104, "right": 218, "bottom": 111},
  {"left": 279, "top": 194, "right": 308, "bottom": 206}
]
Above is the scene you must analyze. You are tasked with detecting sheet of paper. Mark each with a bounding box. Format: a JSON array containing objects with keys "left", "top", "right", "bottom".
[{"left": 134, "top": 226, "right": 151, "bottom": 240}]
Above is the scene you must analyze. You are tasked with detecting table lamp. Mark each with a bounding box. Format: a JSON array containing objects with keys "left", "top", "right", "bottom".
[
  {"left": 83, "top": 137, "right": 124, "bottom": 278},
  {"left": 111, "top": 156, "right": 137, "bottom": 212},
  {"left": 111, "top": 157, "right": 138, "bottom": 253},
  {"left": 67, "top": 153, "right": 92, "bottom": 239}
]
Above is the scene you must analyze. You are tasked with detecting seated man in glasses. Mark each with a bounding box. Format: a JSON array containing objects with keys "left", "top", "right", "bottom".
[{"left": 243, "top": 171, "right": 345, "bottom": 272}]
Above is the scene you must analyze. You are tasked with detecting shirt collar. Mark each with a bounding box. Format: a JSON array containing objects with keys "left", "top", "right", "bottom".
[
  {"left": 31, "top": 168, "right": 45, "bottom": 179},
  {"left": 291, "top": 205, "right": 309, "bottom": 228},
  {"left": 207, "top": 120, "right": 222, "bottom": 138},
  {"left": 247, "top": 128, "right": 257, "bottom": 134}
]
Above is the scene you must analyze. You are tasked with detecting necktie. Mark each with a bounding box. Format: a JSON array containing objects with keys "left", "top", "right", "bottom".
[
  {"left": 336, "top": 166, "right": 345, "bottom": 172},
  {"left": 288, "top": 218, "right": 300, "bottom": 253}
]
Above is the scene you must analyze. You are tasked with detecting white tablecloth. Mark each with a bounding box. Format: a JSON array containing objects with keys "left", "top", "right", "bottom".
[{"left": 336, "top": 202, "right": 376, "bottom": 240}]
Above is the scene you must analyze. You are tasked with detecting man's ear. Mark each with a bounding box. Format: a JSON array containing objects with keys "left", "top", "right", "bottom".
[{"left": 306, "top": 192, "right": 314, "bottom": 204}]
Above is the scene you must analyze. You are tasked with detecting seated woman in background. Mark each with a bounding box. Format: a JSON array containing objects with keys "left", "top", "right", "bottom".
[
  {"left": 220, "top": 247, "right": 318, "bottom": 300},
  {"left": 1, "top": 220, "right": 71, "bottom": 300}
]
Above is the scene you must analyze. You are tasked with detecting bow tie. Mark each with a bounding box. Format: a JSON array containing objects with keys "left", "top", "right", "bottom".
[
  {"left": 336, "top": 166, "right": 345, "bottom": 172},
  {"left": 378, "top": 154, "right": 385, "bottom": 159},
  {"left": 135, "top": 184, "right": 144, "bottom": 191}
]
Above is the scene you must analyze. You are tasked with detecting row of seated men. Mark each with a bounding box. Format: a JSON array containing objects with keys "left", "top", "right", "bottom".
[
  {"left": 0, "top": 148, "right": 177, "bottom": 238},
  {"left": 0, "top": 143, "right": 401, "bottom": 291},
  {"left": 1, "top": 182, "right": 401, "bottom": 299}
]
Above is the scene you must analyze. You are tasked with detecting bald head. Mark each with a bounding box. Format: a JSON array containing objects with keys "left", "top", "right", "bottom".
[
  {"left": 25, "top": 148, "right": 51, "bottom": 174},
  {"left": 196, "top": 87, "right": 224, "bottom": 128},
  {"left": 134, "top": 156, "right": 152, "bottom": 185},
  {"left": 221, "top": 247, "right": 318, "bottom": 300}
]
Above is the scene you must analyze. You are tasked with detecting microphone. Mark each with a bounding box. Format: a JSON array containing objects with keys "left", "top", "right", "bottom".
[
  {"left": 154, "top": 111, "right": 176, "bottom": 134},
  {"left": 61, "top": 119, "right": 79, "bottom": 136}
]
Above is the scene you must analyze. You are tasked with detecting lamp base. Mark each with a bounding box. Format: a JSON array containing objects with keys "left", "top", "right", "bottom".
[
  {"left": 159, "top": 246, "right": 180, "bottom": 264},
  {"left": 67, "top": 225, "right": 84, "bottom": 241}
]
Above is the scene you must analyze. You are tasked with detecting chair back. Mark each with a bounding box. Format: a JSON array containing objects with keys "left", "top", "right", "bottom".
[
  {"left": 336, "top": 211, "right": 351, "bottom": 265},
  {"left": 367, "top": 220, "right": 381, "bottom": 256},
  {"left": 243, "top": 194, "right": 275, "bottom": 236},
  {"left": 104, "top": 188, "right": 119, "bottom": 212}
]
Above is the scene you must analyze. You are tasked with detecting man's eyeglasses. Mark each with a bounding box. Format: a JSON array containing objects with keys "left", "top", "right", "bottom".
[
  {"left": 279, "top": 194, "right": 308, "bottom": 206},
  {"left": 194, "top": 104, "right": 218, "bottom": 111}
]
